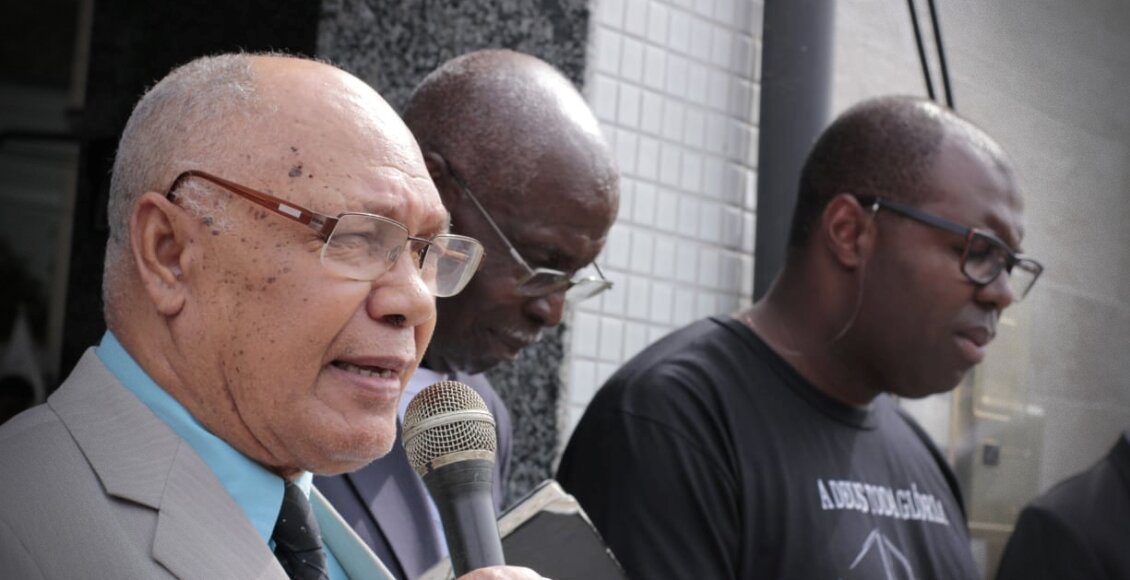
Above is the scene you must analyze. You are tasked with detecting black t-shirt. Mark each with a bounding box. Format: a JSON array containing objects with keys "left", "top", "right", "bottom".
[{"left": 557, "top": 316, "right": 979, "bottom": 579}]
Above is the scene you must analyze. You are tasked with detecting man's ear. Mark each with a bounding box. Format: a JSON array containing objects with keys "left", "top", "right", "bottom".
[
  {"left": 422, "top": 150, "right": 472, "bottom": 203},
  {"left": 422, "top": 150, "right": 451, "bottom": 185},
  {"left": 821, "top": 193, "right": 875, "bottom": 270},
  {"left": 129, "top": 191, "right": 193, "bottom": 316}
]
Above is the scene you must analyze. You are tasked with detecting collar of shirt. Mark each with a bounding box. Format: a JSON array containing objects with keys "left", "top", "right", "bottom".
[{"left": 96, "top": 331, "right": 346, "bottom": 578}]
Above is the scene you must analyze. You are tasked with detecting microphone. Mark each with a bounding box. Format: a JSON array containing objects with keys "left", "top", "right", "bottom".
[{"left": 402, "top": 380, "right": 505, "bottom": 576}]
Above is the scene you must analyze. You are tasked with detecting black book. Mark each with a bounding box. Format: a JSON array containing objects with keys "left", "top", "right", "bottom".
[{"left": 420, "top": 480, "right": 628, "bottom": 580}]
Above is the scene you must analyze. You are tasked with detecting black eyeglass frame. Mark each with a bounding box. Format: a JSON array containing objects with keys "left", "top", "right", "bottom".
[
  {"left": 855, "top": 195, "right": 1043, "bottom": 299},
  {"left": 164, "top": 169, "right": 485, "bottom": 297},
  {"left": 443, "top": 164, "right": 613, "bottom": 301}
]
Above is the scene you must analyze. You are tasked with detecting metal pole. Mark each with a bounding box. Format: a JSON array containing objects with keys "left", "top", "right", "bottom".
[
  {"left": 926, "top": 0, "right": 956, "bottom": 108},
  {"left": 907, "top": 0, "right": 938, "bottom": 101},
  {"left": 753, "top": 0, "right": 836, "bottom": 299}
]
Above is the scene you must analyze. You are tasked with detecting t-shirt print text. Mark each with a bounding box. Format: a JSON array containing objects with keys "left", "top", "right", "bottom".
[{"left": 817, "top": 478, "right": 951, "bottom": 525}]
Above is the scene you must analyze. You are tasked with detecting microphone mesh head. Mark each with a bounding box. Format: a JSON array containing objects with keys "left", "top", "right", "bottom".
[{"left": 402, "top": 380, "right": 497, "bottom": 476}]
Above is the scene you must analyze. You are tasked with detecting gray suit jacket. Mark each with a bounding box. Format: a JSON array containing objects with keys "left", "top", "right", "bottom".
[
  {"left": 316, "top": 371, "right": 512, "bottom": 580},
  {"left": 0, "top": 349, "right": 390, "bottom": 579}
]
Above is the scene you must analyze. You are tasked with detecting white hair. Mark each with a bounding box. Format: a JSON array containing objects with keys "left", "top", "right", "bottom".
[{"left": 102, "top": 53, "right": 261, "bottom": 324}]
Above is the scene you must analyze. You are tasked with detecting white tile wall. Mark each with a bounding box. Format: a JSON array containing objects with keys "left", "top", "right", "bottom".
[{"left": 564, "top": 0, "right": 765, "bottom": 443}]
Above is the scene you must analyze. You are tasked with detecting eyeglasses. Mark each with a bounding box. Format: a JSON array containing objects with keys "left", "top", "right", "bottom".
[
  {"left": 165, "top": 170, "right": 485, "bottom": 297},
  {"left": 857, "top": 196, "right": 1043, "bottom": 300},
  {"left": 444, "top": 166, "right": 613, "bottom": 302}
]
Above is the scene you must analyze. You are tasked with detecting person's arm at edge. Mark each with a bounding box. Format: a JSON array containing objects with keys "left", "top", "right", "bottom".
[{"left": 996, "top": 505, "right": 1104, "bottom": 580}]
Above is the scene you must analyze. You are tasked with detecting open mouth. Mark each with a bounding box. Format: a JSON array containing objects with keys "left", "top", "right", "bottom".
[{"left": 332, "top": 360, "right": 398, "bottom": 379}]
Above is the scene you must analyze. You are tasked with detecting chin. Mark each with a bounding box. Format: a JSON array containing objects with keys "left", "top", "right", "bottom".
[
  {"left": 300, "top": 418, "right": 398, "bottom": 475},
  {"left": 305, "top": 437, "right": 395, "bottom": 476},
  {"left": 898, "top": 377, "right": 965, "bottom": 400}
]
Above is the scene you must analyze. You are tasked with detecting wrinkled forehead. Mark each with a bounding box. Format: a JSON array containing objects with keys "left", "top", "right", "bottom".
[
  {"left": 254, "top": 60, "right": 420, "bottom": 167},
  {"left": 233, "top": 59, "right": 446, "bottom": 231}
]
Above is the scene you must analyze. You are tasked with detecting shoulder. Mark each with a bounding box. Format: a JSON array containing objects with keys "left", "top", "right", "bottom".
[
  {"left": 1026, "top": 447, "right": 1127, "bottom": 533},
  {"left": 568, "top": 318, "right": 767, "bottom": 471},
  {"left": 881, "top": 398, "right": 969, "bottom": 516},
  {"left": 460, "top": 373, "right": 505, "bottom": 410},
  {"left": 589, "top": 317, "right": 759, "bottom": 414},
  {"left": 0, "top": 403, "right": 76, "bottom": 476},
  {"left": 0, "top": 402, "right": 110, "bottom": 567}
]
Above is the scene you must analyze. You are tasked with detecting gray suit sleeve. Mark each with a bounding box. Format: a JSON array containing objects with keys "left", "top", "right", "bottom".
[{"left": 0, "top": 516, "right": 47, "bottom": 580}]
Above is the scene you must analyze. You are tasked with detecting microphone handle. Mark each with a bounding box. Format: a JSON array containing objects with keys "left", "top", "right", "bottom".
[{"left": 422, "top": 458, "right": 506, "bottom": 575}]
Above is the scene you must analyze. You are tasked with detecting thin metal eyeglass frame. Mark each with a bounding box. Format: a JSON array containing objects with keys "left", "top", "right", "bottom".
[
  {"left": 164, "top": 170, "right": 483, "bottom": 293},
  {"left": 444, "top": 165, "right": 612, "bottom": 298},
  {"left": 855, "top": 195, "right": 1043, "bottom": 298}
]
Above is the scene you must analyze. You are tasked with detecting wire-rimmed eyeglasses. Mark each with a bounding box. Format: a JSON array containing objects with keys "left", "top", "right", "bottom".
[
  {"left": 857, "top": 195, "right": 1043, "bottom": 300},
  {"left": 444, "top": 166, "right": 613, "bottom": 302},
  {"left": 165, "top": 170, "right": 485, "bottom": 297}
]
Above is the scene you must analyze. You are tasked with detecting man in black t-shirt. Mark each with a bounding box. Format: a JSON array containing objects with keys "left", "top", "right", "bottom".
[{"left": 558, "top": 96, "right": 1044, "bottom": 579}]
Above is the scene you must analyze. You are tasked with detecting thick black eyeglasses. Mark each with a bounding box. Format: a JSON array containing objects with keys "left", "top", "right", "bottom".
[
  {"left": 857, "top": 196, "right": 1043, "bottom": 300},
  {"left": 165, "top": 170, "right": 485, "bottom": 297},
  {"left": 444, "top": 166, "right": 613, "bottom": 302}
]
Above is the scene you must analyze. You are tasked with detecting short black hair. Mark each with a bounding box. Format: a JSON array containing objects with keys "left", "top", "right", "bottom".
[{"left": 788, "top": 96, "right": 954, "bottom": 247}]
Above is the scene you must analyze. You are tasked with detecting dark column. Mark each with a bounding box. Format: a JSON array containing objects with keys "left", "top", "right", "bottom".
[{"left": 753, "top": 0, "right": 835, "bottom": 299}]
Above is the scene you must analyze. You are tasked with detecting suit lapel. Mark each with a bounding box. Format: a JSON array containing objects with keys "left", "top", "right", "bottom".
[
  {"left": 349, "top": 421, "right": 443, "bottom": 578},
  {"left": 312, "top": 488, "right": 395, "bottom": 579},
  {"left": 50, "top": 350, "right": 284, "bottom": 579},
  {"left": 50, "top": 350, "right": 185, "bottom": 507},
  {"left": 152, "top": 441, "right": 283, "bottom": 579}
]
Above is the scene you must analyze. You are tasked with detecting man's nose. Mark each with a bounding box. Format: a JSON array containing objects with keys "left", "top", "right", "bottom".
[
  {"left": 366, "top": 253, "right": 436, "bottom": 327},
  {"left": 975, "top": 268, "right": 1017, "bottom": 312},
  {"left": 524, "top": 290, "right": 567, "bottom": 328}
]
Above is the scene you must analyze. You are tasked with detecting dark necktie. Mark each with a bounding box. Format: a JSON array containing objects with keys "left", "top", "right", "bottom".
[{"left": 272, "top": 481, "right": 330, "bottom": 580}]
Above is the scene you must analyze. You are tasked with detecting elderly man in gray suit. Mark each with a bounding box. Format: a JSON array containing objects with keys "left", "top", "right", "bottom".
[{"left": 0, "top": 53, "right": 542, "bottom": 580}]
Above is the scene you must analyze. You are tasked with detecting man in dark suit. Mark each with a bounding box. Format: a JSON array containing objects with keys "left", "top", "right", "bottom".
[
  {"left": 317, "top": 49, "right": 620, "bottom": 580},
  {"left": 997, "top": 429, "right": 1130, "bottom": 579},
  {"left": 0, "top": 52, "right": 542, "bottom": 580}
]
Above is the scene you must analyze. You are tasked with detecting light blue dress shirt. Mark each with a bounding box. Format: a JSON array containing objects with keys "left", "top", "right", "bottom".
[{"left": 97, "top": 331, "right": 347, "bottom": 578}]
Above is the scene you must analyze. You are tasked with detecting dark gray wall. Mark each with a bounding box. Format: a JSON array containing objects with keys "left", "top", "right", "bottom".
[
  {"left": 317, "top": 0, "right": 592, "bottom": 506},
  {"left": 318, "top": 0, "right": 590, "bottom": 110}
]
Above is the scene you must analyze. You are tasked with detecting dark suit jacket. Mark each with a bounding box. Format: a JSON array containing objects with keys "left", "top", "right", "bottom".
[
  {"left": 997, "top": 430, "right": 1130, "bottom": 580},
  {"left": 317, "top": 371, "right": 512, "bottom": 580}
]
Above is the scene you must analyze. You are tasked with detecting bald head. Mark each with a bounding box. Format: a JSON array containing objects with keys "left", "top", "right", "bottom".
[
  {"left": 789, "top": 96, "right": 1012, "bottom": 247},
  {"left": 403, "top": 49, "right": 617, "bottom": 205}
]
